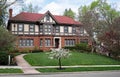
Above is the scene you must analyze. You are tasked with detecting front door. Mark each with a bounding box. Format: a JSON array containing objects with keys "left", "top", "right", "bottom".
[{"left": 55, "top": 38, "right": 59, "bottom": 48}]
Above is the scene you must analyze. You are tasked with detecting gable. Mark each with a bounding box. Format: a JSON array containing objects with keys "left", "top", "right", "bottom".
[{"left": 40, "top": 14, "right": 56, "bottom": 23}]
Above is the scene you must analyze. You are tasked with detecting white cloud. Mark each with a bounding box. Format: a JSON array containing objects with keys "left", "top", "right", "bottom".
[
  {"left": 39, "top": 0, "right": 95, "bottom": 15},
  {"left": 9, "top": 0, "right": 120, "bottom": 16}
]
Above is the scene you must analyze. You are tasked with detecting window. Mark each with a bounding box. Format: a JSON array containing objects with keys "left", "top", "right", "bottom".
[
  {"left": 72, "top": 27, "right": 76, "bottom": 33},
  {"left": 39, "top": 25, "right": 43, "bottom": 32},
  {"left": 65, "top": 39, "right": 75, "bottom": 46},
  {"left": 44, "top": 25, "right": 51, "bottom": 32},
  {"left": 80, "top": 39, "right": 88, "bottom": 44},
  {"left": 40, "top": 39, "right": 43, "bottom": 46},
  {"left": 45, "top": 38, "right": 51, "bottom": 46},
  {"left": 19, "top": 39, "right": 34, "bottom": 46},
  {"left": 46, "top": 15, "right": 50, "bottom": 21},
  {"left": 80, "top": 27, "right": 84, "bottom": 34},
  {"left": 64, "top": 26, "right": 68, "bottom": 33},
  {"left": 55, "top": 26, "right": 60, "bottom": 33},
  {"left": 29, "top": 24, "right": 35, "bottom": 32},
  {"left": 18, "top": 24, "right": 24, "bottom": 31}
]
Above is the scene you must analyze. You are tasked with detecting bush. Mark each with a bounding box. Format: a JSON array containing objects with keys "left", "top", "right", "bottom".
[
  {"left": 64, "top": 46, "right": 76, "bottom": 50},
  {"left": 0, "top": 51, "right": 8, "bottom": 65},
  {"left": 32, "top": 49, "right": 43, "bottom": 53},
  {"left": 75, "top": 43, "right": 91, "bottom": 52}
]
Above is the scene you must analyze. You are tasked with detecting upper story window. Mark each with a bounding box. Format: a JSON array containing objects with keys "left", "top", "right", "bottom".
[
  {"left": 46, "top": 15, "right": 50, "bottom": 21},
  {"left": 29, "top": 24, "right": 35, "bottom": 32},
  {"left": 55, "top": 26, "right": 60, "bottom": 33},
  {"left": 18, "top": 24, "right": 24, "bottom": 32},
  {"left": 80, "top": 27, "right": 84, "bottom": 33},
  {"left": 72, "top": 27, "right": 76, "bottom": 33},
  {"left": 44, "top": 25, "right": 51, "bottom": 32},
  {"left": 64, "top": 26, "right": 68, "bottom": 33},
  {"left": 39, "top": 25, "right": 43, "bottom": 32}
]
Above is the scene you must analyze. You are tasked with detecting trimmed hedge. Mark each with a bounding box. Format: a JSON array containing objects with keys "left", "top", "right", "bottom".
[{"left": 64, "top": 43, "right": 91, "bottom": 52}]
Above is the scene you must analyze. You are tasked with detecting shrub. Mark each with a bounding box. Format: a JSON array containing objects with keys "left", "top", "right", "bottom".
[
  {"left": 32, "top": 49, "right": 43, "bottom": 53},
  {"left": 75, "top": 43, "right": 91, "bottom": 52},
  {"left": 64, "top": 46, "right": 76, "bottom": 50},
  {"left": 0, "top": 51, "right": 8, "bottom": 65}
]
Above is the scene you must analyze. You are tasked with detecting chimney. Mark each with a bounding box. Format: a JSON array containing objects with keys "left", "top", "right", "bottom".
[{"left": 9, "top": 9, "right": 13, "bottom": 18}]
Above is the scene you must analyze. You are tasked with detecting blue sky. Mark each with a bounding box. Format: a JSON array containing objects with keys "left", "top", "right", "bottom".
[{"left": 10, "top": 0, "right": 120, "bottom": 15}]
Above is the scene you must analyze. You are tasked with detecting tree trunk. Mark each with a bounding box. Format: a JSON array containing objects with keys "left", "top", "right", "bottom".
[{"left": 58, "top": 58, "right": 62, "bottom": 69}]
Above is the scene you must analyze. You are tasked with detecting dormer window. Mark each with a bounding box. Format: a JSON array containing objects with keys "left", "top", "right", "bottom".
[{"left": 46, "top": 15, "right": 50, "bottom": 21}]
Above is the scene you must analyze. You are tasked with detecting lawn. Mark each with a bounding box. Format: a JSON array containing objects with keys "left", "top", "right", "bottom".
[
  {"left": 24, "top": 52, "right": 120, "bottom": 66},
  {"left": 37, "top": 67, "right": 120, "bottom": 72},
  {"left": 0, "top": 69, "right": 23, "bottom": 73}
]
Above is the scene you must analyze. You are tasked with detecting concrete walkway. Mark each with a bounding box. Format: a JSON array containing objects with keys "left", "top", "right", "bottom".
[{"left": 15, "top": 54, "right": 40, "bottom": 74}]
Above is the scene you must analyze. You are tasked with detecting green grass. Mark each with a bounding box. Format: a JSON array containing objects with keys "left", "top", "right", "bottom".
[
  {"left": 24, "top": 52, "right": 120, "bottom": 66},
  {"left": 0, "top": 69, "right": 23, "bottom": 73},
  {"left": 37, "top": 67, "right": 120, "bottom": 72}
]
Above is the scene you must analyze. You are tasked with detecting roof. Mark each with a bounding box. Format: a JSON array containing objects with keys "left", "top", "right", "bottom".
[{"left": 9, "top": 11, "right": 81, "bottom": 25}]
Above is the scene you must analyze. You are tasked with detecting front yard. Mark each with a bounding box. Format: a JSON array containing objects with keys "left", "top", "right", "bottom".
[{"left": 24, "top": 52, "right": 120, "bottom": 66}]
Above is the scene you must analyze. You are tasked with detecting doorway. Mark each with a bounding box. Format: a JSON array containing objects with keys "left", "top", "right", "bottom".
[{"left": 55, "top": 38, "right": 59, "bottom": 48}]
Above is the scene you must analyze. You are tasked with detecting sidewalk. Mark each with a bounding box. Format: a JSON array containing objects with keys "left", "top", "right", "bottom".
[{"left": 15, "top": 54, "right": 40, "bottom": 74}]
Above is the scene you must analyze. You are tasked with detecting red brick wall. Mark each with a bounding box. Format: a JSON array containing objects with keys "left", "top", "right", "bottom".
[{"left": 16, "top": 35, "right": 91, "bottom": 52}]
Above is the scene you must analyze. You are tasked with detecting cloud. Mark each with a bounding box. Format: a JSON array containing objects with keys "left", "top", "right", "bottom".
[{"left": 39, "top": 0, "right": 95, "bottom": 15}]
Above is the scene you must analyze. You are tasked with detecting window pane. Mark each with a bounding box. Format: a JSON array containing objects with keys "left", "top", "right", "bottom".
[
  {"left": 18, "top": 24, "right": 23, "bottom": 31},
  {"left": 64, "top": 26, "right": 68, "bottom": 33},
  {"left": 29, "top": 25, "right": 34, "bottom": 32}
]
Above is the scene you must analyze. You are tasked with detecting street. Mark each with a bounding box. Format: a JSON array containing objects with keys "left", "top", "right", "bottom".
[{"left": 1, "top": 71, "right": 120, "bottom": 77}]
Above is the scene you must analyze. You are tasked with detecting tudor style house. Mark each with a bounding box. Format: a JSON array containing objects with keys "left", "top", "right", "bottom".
[{"left": 7, "top": 9, "right": 91, "bottom": 51}]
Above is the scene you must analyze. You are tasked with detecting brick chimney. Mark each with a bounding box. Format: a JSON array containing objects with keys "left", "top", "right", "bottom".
[{"left": 9, "top": 9, "right": 13, "bottom": 18}]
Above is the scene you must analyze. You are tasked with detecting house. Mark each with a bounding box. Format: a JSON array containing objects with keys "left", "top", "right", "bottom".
[{"left": 7, "top": 9, "right": 91, "bottom": 51}]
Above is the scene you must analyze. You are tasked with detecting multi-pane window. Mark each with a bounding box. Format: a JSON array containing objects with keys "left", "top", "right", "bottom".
[
  {"left": 64, "top": 26, "right": 68, "bottom": 33},
  {"left": 19, "top": 39, "right": 34, "bottom": 46},
  {"left": 44, "top": 25, "right": 51, "bottom": 32},
  {"left": 65, "top": 39, "right": 75, "bottom": 46},
  {"left": 55, "top": 26, "right": 60, "bottom": 33},
  {"left": 46, "top": 15, "right": 50, "bottom": 21},
  {"left": 39, "top": 25, "right": 43, "bottom": 32},
  {"left": 29, "top": 24, "right": 35, "bottom": 32},
  {"left": 18, "top": 24, "right": 24, "bottom": 31},
  {"left": 72, "top": 27, "right": 76, "bottom": 33},
  {"left": 40, "top": 39, "right": 43, "bottom": 46},
  {"left": 45, "top": 38, "right": 51, "bottom": 46},
  {"left": 80, "top": 39, "right": 88, "bottom": 44}
]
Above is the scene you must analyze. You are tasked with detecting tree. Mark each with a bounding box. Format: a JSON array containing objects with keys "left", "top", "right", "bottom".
[
  {"left": 48, "top": 48, "right": 71, "bottom": 69},
  {"left": 0, "top": 0, "right": 23, "bottom": 27},
  {"left": 0, "top": 26, "right": 16, "bottom": 65},
  {"left": 20, "top": 3, "right": 41, "bottom": 13},
  {"left": 0, "top": 26, "right": 16, "bottom": 51},
  {"left": 98, "top": 17, "right": 120, "bottom": 57},
  {"left": 63, "top": 8, "right": 75, "bottom": 19},
  {"left": 78, "top": 0, "right": 120, "bottom": 53}
]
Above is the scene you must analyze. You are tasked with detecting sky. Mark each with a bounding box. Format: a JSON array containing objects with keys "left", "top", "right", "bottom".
[{"left": 9, "top": 0, "right": 120, "bottom": 16}]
